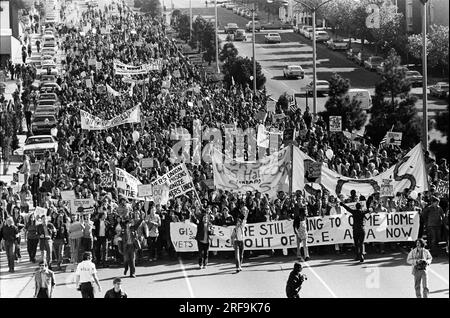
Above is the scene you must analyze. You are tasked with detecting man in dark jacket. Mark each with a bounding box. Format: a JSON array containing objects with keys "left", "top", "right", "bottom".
[
  {"left": 104, "top": 277, "right": 128, "bottom": 298},
  {"left": 119, "top": 220, "right": 139, "bottom": 278},
  {"left": 340, "top": 201, "right": 372, "bottom": 262},
  {"left": 93, "top": 213, "right": 110, "bottom": 267},
  {"left": 36, "top": 217, "right": 56, "bottom": 268},
  {"left": 286, "top": 262, "right": 307, "bottom": 298},
  {"left": 1, "top": 217, "right": 19, "bottom": 272},
  {"left": 422, "top": 196, "right": 445, "bottom": 257},
  {"left": 191, "top": 207, "right": 214, "bottom": 269}
]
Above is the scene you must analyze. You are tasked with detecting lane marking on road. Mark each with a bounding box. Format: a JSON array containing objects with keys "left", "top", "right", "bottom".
[
  {"left": 178, "top": 258, "right": 195, "bottom": 298},
  {"left": 301, "top": 257, "right": 338, "bottom": 298}
]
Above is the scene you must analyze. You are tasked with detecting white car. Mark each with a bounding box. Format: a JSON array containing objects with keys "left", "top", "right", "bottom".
[
  {"left": 315, "top": 31, "right": 330, "bottom": 42},
  {"left": 41, "top": 47, "right": 57, "bottom": 56},
  {"left": 265, "top": 33, "right": 281, "bottom": 44},
  {"left": 306, "top": 80, "right": 330, "bottom": 95},
  {"left": 283, "top": 65, "right": 305, "bottom": 79},
  {"left": 23, "top": 135, "right": 58, "bottom": 157},
  {"left": 429, "top": 82, "right": 449, "bottom": 98},
  {"left": 326, "top": 39, "right": 349, "bottom": 50}
]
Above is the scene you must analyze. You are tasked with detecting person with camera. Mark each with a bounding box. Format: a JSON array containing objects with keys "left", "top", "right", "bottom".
[
  {"left": 407, "top": 238, "right": 433, "bottom": 298},
  {"left": 286, "top": 262, "right": 307, "bottom": 298}
]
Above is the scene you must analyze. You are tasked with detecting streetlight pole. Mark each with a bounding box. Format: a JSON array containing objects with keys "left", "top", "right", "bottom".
[
  {"left": 215, "top": 0, "right": 220, "bottom": 73},
  {"left": 421, "top": 0, "right": 428, "bottom": 150},
  {"left": 189, "top": 0, "right": 192, "bottom": 40},
  {"left": 295, "top": 0, "right": 333, "bottom": 117},
  {"left": 252, "top": 3, "right": 257, "bottom": 94}
]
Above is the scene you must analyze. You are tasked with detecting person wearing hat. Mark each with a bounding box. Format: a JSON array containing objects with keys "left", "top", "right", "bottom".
[
  {"left": 407, "top": 239, "right": 433, "bottom": 298},
  {"left": 104, "top": 277, "right": 128, "bottom": 298},
  {"left": 422, "top": 196, "right": 445, "bottom": 257},
  {"left": 285, "top": 262, "right": 307, "bottom": 298}
]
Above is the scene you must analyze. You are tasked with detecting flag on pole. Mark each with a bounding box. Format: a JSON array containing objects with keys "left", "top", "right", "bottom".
[
  {"left": 289, "top": 100, "right": 298, "bottom": 113},
  {"left": 379, "top": 124, "right": 394, "bottom": 149}
]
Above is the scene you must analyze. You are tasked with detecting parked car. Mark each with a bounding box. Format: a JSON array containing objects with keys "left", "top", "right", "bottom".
[
  {"left": 314, "top": 30, "right": 330, "bottom": 42},
  {"left": 23, "top": 135, "right": 58, "bottom": 158},
  {"left": 325, "top": 39, "right": 349, "bottom": 50},
  {"left": 283, "top": 65, "right": 305, "bottom": 79},
  {"left": 404, "top": 71, "right": 423, "bottom": 87},
  {"left": 300, "top": 26, "right": 313, "bottom": 37},
  {"left": 246, "top": 21, "right": 261, "bottom": 32},
  {"left": 225, "top": 3, "right": 236, "bottom": 9},
  {"left": 31, "top": 114, "right": 57, "bottom": 134},
  {"left": 234, "top": 29, "right": 246, "bottom": 41},
  {"left": 224, "top": 23, "right": 239, "bottom": 34},
  {"left": 364, "top": 56, "right": 384, "bottom": 71},
  {"left": 429, "top": 82, "right": 449, "bottom": 98},
  {"left": 264, "top": 33, "right": 281, "bottom": 43},
  {"left": 39, "top": 92, "right": 58, "bottom": 101},
  {"left": 305, "top": 80, "right": 330, "bottom": 95},
  {"left": 261, "top": 21, "right": 293, "bottom": 30}
]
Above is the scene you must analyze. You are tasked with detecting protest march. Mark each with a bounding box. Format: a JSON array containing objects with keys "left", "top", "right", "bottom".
[{"left": 0, "top": 0, "right": 448, "bottom": 299}]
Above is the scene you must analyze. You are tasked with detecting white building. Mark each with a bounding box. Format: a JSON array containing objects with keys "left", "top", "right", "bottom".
[{"left": 0, "top": 0, "right": 24, "bottom": 66}]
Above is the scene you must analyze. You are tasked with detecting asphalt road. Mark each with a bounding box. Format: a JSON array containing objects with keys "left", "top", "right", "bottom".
[{"left": 2, "top": 242, "right": 449, "bottom": 298}]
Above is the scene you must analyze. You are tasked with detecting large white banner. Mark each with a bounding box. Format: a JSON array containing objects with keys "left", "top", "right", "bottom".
[
  {"left": 292, "top": 143, "right": 429, "bottom": 197},
  {"left": 170, "top": 212, "right": 420, "bottom": 252},
  {"left": 80, "top": 105, "right": 141, "bottom": 130},
  {"left": 113, "top": 59, "right": 163, "bottom": 75},
  {"left": 211, "top": 146, "right": 290, "bottom": 197},
  {"left": 151, "top": 163, "right": 195, "bottom": 199},
  {"left": 116, "top": 168, "right": 143, "bottom": 200}
]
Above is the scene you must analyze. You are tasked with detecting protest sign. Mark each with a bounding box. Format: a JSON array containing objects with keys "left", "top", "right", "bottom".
[
  {"left": 77, "top": 88, "right": 83, "bottom": 94},
  {"left": 266, "top": 100, "right": 276, "bottom": 113},
  {"left": 152, "top": 184, "right": 170, "bottom": 205},
  {"left": 85, "top": 79, "right": 92, "bottom": 88},
  {"left": 96, "top": 61, "right": 102, "bottom": 70},
  {"left": 211, "top": 146, "right": 291, "bottom": 197},
  {"left": 96, "top": 84, "right": 106, "bottom": 94},
  {"left": 141, "top": 158, "right": 154, "bottom": 168},
  {"left": 380, "top": 179, "right": 394, "bottom": 197},
  {"left": 273, "top": 113, "right": 286, "bottom": 121},
  {"left": 138, "top": 184, "right": 153, "bottom": 197},
  {"left": 170, "top": 212, "right": 419, "bottom": 252},
  {"left": 88, "top": 58, "right": 96, "bottom": 66},
  {"left": 151, "top": 164, "right": 194, "bottom": 199},
  {"left": 71, "top": 198, "right": 95, "bottom": 214},
  {"left": 256, "top": 111, "right": 267, "bottom": 123},
  {"left": 304, "top": 160, "right": 321, "bottom": 183},
  {"left": 387, "top": 132, "right": 402, "bottom": 146},
  {"left": 100, "top": 172, "right": 115, "bottom": 188},
  {"left": 80, "top": 105, "right": 141, "bottom": 130},
  {"left": 35, "top": 207, "right": 47, "bottom": 219},
  {"left": 80, "top": 71, "right": 86, "bottom": 78},
  {"left": 329, "top": 116, "right": 342, "bottom": 132},
  {"left": 116, "top": 168, "right": 143, "bottom": 199},
  {"left": 61, "top": 190, "right": 76, "bottom": 201},
  {"left": 436, "top": 180, "right": 449, "bottom": 198},
  {"left": 173, "top": 70, "right": 181, "bottom": 78}
]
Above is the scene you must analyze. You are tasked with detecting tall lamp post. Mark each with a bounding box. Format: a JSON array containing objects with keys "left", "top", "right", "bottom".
[
  {"left": 295, "top": 0, "right": 333, "bottom": 117},
  {"left": 252, "top": 2, "right": 257, "bottom": 94},
  {"left": 189, "top": 0, "right": 192, "bottom": 40},
  {"left": 420, "top": 0, "right": 428, "bottom": 151},
  {"left": 215, "top": 0, "right": 220, "bottom": 73}
]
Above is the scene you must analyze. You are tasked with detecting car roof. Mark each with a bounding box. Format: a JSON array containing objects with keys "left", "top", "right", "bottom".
[
  {"left": 436, "top": 82, "right": 449, "bottom": 85},
  {"left": 26, "top": 135, "right": 54, "bottom": 140},
  {"left": 288, "top": 65, "right": 302, "bottom": 68}
]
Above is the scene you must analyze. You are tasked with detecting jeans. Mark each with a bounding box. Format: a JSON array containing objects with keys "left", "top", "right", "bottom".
[
  {"left": 233, "top": 240, "right": 244, "bottom": 269},
  {"left": 296, "top": 236, "right": 309, "bottom": 258},
  {"left": 37, "top": 288, "right": 49, "bottom": 298},
  {"left": 95, "top": 237, "right": 108, "bottom": 264},
  {"left": 53, "top": 239, "right": 65, "bottom": 266},
  {"left": 14, "top": 236, "right": 21, "bottom": 260},
  {"left": 82, "top": 237, "right": 93, "bottom": 253},
  {"left": 197, "top": 241, "right": 209, "bottom": 267},
  {"left": 427, "top": 226, "right": 441, "bottom": 256},
  {"left": 5, "top": 241, "right": 15, "bottom": 271},
  {"left": 147, "top": 236, "right": 158, "bottom": 260},
  {"left": 39, "top": 239, "right": 52, "bottom": 265},
  {"left": 353, "top": 230, "right": 365, "bottom": 260},
  {"left": 123, "top": 244, "right": 136, "bottom": 276},
  {"left": 414, "top": 269, "right": 429, "bottom": 298},
  {"left": 69, "top": 237, "right": 82, "bottom": 263},
  {"left": 80, "top": 282, "right": 94, "bottom": 298},
  {"left": 27, "top": 238, "right": 39, "bottom": 262}
]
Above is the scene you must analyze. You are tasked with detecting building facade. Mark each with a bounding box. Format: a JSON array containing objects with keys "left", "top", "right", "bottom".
[
  {"left": 0, "top": 0, "right": 22, "bottom": 66},
  {"left": 397, "top": 0, "right": 449, "bottom": 34}
]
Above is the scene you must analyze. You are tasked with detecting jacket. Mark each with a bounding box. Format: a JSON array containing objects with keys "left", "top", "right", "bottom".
[
  {"left": 93, "top": 219, "right": 111, "bottom": 238},
  {"left": 286, "top": 270, "right": 306, "bottom": 297},
  {"left": 26, "top": 221, "right": 39, "bottom": 240},
  {"left": 34, "top": 269, "right": 55, "bottom": 298},
  {"left": 192, "top": 214, "right": 214, "bottom": 242},
  {"left": 104, "top": 288, "right": 128, "bottom": 298},
  {"left": 119, "top": 226, "right": 140, "bottom": 253},
  {"left": 1, "top": 224, "right": 19, "bottom": 243},
  {"left": 36, "top": 223, "right": 56, "bottom": 240},
  {"left": 407, "top": 247, "right": 432, "bottom": 275}
]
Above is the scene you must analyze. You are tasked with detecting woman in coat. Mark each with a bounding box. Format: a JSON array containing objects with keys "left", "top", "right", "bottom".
[
  {"left": 25, "top": 213, "right": 39, "bottom": 263},
  {"left": 53, "top": 213, "right": 69, "bottom": 270}
]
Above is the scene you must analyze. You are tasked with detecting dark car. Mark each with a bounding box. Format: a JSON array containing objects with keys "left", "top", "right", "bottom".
[{"left": 31, "top": 114, "right": 57, "bottom": 134}]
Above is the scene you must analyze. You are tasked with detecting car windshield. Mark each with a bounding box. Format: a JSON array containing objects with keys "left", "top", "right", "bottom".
[
  {"left": 26, "top": 137, "right": 54, "bottom": 145},
  {"left": 289, "top": 66, "right": 302, "bottom": 70},
  {"left": 34, "top": 116, "right": 55, "bottom": 122},
  {"left": 228, "top": 23, "right": 238, "bottom": 27},
  {"left": 269, "top": 33, "right": 279, "bottom": 37},
  {"left": 371, "top": 57, "right": 384, "bottom": 62}
]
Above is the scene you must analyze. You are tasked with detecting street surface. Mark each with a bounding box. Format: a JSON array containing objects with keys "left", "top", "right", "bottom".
[{"left": 1, "top": 241, "right": 448, "bottom": 298}]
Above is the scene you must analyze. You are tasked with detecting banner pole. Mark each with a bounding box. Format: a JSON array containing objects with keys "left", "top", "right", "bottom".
[{"left": 289, "top": 143, "right": 294, "bottom": 196}]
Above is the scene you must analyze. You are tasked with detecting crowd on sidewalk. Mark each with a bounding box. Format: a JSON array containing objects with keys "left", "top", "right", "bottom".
[{"left": 0, "top": 0, "right": 448, "bottom": 278}]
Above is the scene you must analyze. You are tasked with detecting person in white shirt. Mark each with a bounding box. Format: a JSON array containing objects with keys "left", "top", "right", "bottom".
[
  {"left": 75, "top": 252, "right": 101, "bottom": 298},
  {"left": 407, "top": 239, "right": 433, "bottom": 298},
  {"left": 230, "top": 206, "right": 249, "bottom": 273}
]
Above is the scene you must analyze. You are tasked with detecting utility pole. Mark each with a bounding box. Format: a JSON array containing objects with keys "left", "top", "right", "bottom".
[
  {"left": 252, "top": 2, "right": 256, "bottom": 94},
  {"left": 421, "top": 0, "right": 428, "bottom": 150},
  {"left": 189, "top": 0, "right": 192, "bottom": 40},
  {"left": 215, "top": 0, "right": 220, "bottom": 73}
]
